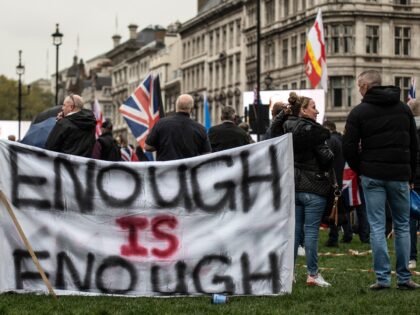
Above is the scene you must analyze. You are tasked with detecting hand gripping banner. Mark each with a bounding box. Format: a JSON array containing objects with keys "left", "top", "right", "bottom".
[{"left": 0, "top": 135, "right": 295, "bottom": 296}]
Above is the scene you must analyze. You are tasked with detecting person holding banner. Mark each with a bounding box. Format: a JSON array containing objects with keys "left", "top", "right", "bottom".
[
  {"left": 145, "top": 94, "right": 211, "bottom": 161},
  {"left": 283, "top": 92, "right": 334, "bottom": 287}
]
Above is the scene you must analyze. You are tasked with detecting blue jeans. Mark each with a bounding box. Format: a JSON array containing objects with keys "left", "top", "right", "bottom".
[
  {"left": 361, "top": 176, "right": 411, "bottom": 285},
  {"left": 294, "top": 192, "right": 327, "bottom": 276}
]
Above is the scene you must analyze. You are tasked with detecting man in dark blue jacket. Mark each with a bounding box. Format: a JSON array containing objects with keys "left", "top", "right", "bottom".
[{"left": 343, "top": 70, "right": 419, "bottom": 290}]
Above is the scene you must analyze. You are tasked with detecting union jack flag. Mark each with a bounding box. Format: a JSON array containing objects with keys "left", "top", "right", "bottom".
[
  {"left": 119, "top": 73, "right": 164, "bottom": 148},
  {"left": 120, "top": 146, "right": 139, "bottom": 162},
  {"left": 342, "top": 163, "right": 362, "bottom": 207}
]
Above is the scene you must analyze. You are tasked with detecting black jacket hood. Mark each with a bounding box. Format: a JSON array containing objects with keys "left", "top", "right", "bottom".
[
  {"left": 362, "top": 85, "right": 401, "bottom": 107},
  {"left": 66, "top": 109, "right": 96, "bottom": 131}
]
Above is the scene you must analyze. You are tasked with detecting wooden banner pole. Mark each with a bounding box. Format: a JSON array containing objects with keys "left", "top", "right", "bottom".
[{"left": 0, "top": 190, "right": 57, "bottom": 299}]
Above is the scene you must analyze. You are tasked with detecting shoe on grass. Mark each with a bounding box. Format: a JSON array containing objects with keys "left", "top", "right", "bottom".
[
  {"left": 297, "top": 246, "right": 305, "bottom": 257},
  {"left": 306, "top": 274, "right": 331, "bottom": 287},
  {"left": 408, "top": 260, "right": 416, "bottom": 269},
  {"left": 397, "top": 280, "right": 420, "bottom": 290},
  {"left": 369, "top": 283, "right": 390, "bottom": 290}
]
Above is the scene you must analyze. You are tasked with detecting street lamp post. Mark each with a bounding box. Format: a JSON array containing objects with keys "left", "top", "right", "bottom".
[
  {"left": 52, "top": 23, "right": 63, "bottom": 105},
  {"left": 16, "top": 51, "right": 30, "bottom": 141},
  {"left": 256, "top": 0, "right": 261, "bottom": 141},
  {"left": 16, "top": 50, "right": 25, "bottom": 141}
]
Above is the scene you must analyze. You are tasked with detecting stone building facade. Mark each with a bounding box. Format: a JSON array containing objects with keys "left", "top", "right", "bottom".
[
  {"left": 180, "top": 0, "right": 245, "bottom": 123},
  {"left": 182, "top": 0, "right": 420, "bottom": 129}
]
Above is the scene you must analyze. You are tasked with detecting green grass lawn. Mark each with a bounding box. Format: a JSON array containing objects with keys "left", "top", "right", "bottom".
[{"left": 0, "top": 229, "right": 418, "bottom": 315}]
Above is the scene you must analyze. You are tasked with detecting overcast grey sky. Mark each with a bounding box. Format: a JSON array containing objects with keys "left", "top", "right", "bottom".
[{"left": 0, "top": 0, "right": 197, "bottom": 83}]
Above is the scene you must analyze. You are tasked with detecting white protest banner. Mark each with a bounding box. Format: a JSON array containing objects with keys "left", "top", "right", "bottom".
[{"left": 0, "top": 135, "right": 295, "bottom": 296}]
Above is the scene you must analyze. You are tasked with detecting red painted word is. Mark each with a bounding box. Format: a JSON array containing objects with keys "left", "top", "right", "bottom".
[{"left": 116, "top": 215, "right": 179, "bottom": 258}]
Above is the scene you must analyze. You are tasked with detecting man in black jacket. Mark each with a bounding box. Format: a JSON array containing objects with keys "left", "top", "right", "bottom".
[
  {"left": 208, "top": 106, "right": 250, "bottom": 152},
  {"left": 45, "top": 94, "right": 96, "bottom": 157},
  {"left": 343, "top": 70, "right": 419, "bottom": 290},
  {"left": 145, "top": 94, "right": 211, "bottom": 161}
]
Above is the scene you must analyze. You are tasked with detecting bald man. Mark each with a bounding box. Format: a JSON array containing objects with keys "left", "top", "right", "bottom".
[
  {"left": 145, "top": 94, "right": 211, "bottom": 161},
  {"left": 45, "top": 94, "right": 96, "bottom": 157}
]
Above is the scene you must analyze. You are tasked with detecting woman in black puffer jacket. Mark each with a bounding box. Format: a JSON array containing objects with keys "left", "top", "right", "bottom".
[{"left": 282, "top": 92, "right": 334, "bottom": 287}]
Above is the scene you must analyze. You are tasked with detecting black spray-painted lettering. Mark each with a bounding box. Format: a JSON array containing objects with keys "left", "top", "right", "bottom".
[
  {"left": 149, "top": 165, "right": 192, "bottom": 210},
  {"left": 96, "top": 165, "right": 141, "bottom": 208},
  {"left": 241, "top": 252, "right": 279, "bottom": 294},
  {"left": 193, "top": 254, "right": 234, "bottom": 294},
  {"left": 240, "top": 145, "right": 281, "bottom": 212},
  {"left": 10, "top": 146, "right": 51, "bottom": 209},
  {"left": 95, "top": 256, "right": 137, "bottom": 294},
  {"left": 56, "top": 252, "right": 94, "bottom": 291},
  {"left": 151, "top": 261, "right": 188, "bottom": 295},
  {"left": 191, "top": 156, "right": 236, "bottom": 212},
  {"left": 13, "top": 249, "right": 50, "bottom": 289},
  {"left": 54, "top": 157, "right": 96, "bottom": 212},
  {"left": 9, "top": 143, "right": 282, "bottom": 214},
  {"left": 12, "top": 249, "right": 281, "bottom": 295}
]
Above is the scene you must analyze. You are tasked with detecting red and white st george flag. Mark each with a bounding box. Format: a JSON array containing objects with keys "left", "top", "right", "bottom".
[{"left": 304, "top": 9, "right": 328, "bottom": 92}]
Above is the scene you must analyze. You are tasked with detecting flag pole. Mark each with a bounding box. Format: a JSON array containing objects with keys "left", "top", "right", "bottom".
[
  {"left": 0, "top": 191, "right": 58, "bottom": 299},
  {"left": 256, "top": 0, "right": 261, "bottom": 142}
]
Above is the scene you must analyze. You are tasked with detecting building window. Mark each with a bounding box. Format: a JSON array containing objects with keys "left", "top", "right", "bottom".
[
  {"left": 264, "top": 40, "right": 275, "bottom": 70},
  {"left": 266, "top": 0, "right": 275, "bottom": 25},
  {"left": 229, "top": 23, "right": 234, "bottom": 49},
  {"left": 229, "top": 57, "right": 233, "bottom": 85},
  {"left": 325, "top": 24, "right": 354, "bottom": 54},
  {"left": 366, "top": 25, "right": 379, "bottom": 54},
  {"left": 343, "top": 25, "right": 353, "bottom": 53},
  {"left": 395, "top": 26, "right": 410, "bottom": 56},
  {"left": 331, "top": 25, "right": 340, "bottom": 53},
  {"left": 247, "top": 4, "right": 256, "bottom": 27},
  {"left": 282, "top": 84, "right": 288, "bottom": 90},
  {"left": 291, "top": 35, "right": 297, "bottom": 64},
  {"left": 215, "top": 29, "right": 220, "bottom": 54},
  {"left": 291, "top": 0, "right": 297, "bottom": 13},
  {"left": 291, "top": 82, "right": 297, "bottom": 89},
  {"left": 300, "top": 80, "right": 306, "bottom": 89},
  {"left": 236, "top": 55, "right": 241, "bottom": 82},
  {"left": 395, "top": 76, "right": 410, "bottom": 101},
  {"left": 222, "top": 26, "right": 227, "bottom": 50},
  {"left": 284, "top": 0, "right": 289, "bottom": 17},
  {"left": 394, "top": 0, "right": 410, "bottom": 4},
  {"left": 209, "top": 63, "right": 213, "bottom": 89},
  {"left": 236, "top": 20, "right": 241, "bottom": 47},
  {"left": 209, "top": 33, "right": 213, "bottom": 56},
  {"left": 300, "top": 32, "right": 306, "bottom": 61},
  {"left": 247, "top": 35, "right": 256, "bottom": 59},
  {"left": 215, "top": 65, "right": 219, "bottom": 89},
  {"left": 282, "top": 39, "right": 288, "bottom": 66},
  {"left": 330, "top": 76, "right": 354, "bottom": 108}
]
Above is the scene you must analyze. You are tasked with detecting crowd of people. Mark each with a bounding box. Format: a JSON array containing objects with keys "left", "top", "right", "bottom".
[{"left": 29, "top": 69, "right": 420, "bottom": 290}]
